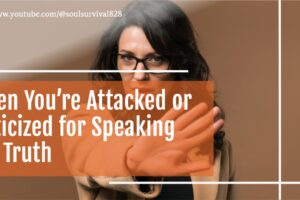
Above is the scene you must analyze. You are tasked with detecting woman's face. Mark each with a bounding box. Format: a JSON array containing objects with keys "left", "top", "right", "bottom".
[
  {"left": 117, "top": 26, "right": 173, "bottom": 81},
  {"left": 117, "top": 26, "right": 174, "bottom": 99}
]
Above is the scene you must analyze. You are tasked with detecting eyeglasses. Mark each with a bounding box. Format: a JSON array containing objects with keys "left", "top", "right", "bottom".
[{"left": 116, "top": 53, "right": 170, "bottom": 72}]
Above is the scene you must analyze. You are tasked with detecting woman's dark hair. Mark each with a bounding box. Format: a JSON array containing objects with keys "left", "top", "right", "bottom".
[{"left": 91, "top": 0, "right": 225, "bottom": 150}]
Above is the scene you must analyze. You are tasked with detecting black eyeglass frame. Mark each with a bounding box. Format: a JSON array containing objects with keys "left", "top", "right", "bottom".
[{"left": 115, "top": 53, "right": 171, "bottom": 73}]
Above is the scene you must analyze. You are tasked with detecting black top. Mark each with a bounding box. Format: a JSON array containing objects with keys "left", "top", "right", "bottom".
[{"left": 155, "top": 176, "right": 193, "bottom": 200}]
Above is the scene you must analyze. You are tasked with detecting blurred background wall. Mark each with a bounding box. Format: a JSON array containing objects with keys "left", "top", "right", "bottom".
[
  {"left": 282, "top": 0, "right": 300, "bottom": 199},
  {"left": 0, "top": 0, "right": 280, "bottom": 199}
]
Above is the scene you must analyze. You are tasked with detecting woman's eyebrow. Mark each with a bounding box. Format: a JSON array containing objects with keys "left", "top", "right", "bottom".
[
  {"left": 119, "top": 50, "right": 158, "bottom": 57},
  {"left": 144, "top": 52, "right": 160, "bottom": 57},
  {"left": 119, "top": 50, "right": 134, "bottom": 55}
]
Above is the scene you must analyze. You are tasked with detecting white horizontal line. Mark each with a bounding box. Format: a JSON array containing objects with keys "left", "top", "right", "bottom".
[
  {"left": 109, "top": 181, "right": 300, "bottom": 185},
  {"left": 0, "top": 70, "right": 189, "bottom": 73}
]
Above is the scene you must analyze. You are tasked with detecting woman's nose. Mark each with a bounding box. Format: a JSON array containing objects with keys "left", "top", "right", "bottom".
[{"left": 132, "top": 62, "right": 149, "bottom": 81}]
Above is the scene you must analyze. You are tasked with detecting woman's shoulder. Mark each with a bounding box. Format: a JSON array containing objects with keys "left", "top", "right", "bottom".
[
  {"left": 218, "top": 138, "right": 235, "bottom": 181},
  {"left": 221, "top": 138, "right": 233, "bottom": 155}
]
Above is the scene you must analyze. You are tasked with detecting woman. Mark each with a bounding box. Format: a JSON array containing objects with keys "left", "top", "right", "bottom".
[{"left": 73, "top": 0, "right": 234, "bottom": 199}]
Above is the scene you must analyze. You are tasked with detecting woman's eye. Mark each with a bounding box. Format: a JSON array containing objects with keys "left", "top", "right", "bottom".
[
  {"left": 147, "top": 56, "right": 163, "bottom": 64},
  {"left": 120, "top": 54, "right": 134, "bottom": 61}
]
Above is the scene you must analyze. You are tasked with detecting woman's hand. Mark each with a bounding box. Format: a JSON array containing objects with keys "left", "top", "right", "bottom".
[{"left": 126, "top": 103, "right": 224, "bottom": 176}]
